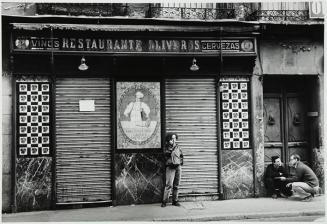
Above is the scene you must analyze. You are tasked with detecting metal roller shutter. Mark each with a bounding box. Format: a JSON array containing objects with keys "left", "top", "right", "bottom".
[
  {"left": 165, "top": 79, "right": 219, "bottom": 196},
  {"left": 55, "top": 78, "right": 111, "bottom": 204}
]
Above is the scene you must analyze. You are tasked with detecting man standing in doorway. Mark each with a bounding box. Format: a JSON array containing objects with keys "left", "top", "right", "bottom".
[{"left": 279, "top": 154, "right": 319, "bottom": 201}]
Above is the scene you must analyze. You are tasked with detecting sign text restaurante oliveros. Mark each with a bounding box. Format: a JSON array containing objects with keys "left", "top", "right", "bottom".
[{"left": 13, "top": 37, "right": 256, "bottom": 55}]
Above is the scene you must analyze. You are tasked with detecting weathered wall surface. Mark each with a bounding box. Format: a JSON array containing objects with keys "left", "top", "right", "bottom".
[
  {"left": 251, "top": 70, "right": 265, "bottom": 197},
  {"left": 1, "top": 3, "right": 36, "bottom": 16},
  {"left": 260, "top": 36, "right": 324, "bottom": 194},
  {"left": 260, "top": 37, "right": 323, "bottom": 75},
  {"left": 312, "top": 148, "right": 324, "bottom": 193},
  {"left": 221, "top": 150, "right": 254, "bottom": 199},
  {"left": 311, "top": 75, "right": 324, "bottom": 193},
  {"left": 2, "top": 74, "right": 13, "bottom": 212},
  {"left": 115, "top": 153, "right": 164, "bottom": 205},
  {"left": 2, "top": 16, "right": 12, "bottom": 212},
  {"left": 16, "top": 158, "right": 52, "bottom": 212}
]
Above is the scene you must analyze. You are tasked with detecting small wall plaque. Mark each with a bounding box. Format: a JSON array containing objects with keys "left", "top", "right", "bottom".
[{"left": 79, "top": 100, "right": 95, "bottom": 112}]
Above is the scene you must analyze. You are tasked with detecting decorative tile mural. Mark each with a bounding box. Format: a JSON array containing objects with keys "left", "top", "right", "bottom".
[
  {"left": 16, "top": 80, "right": 52, "bottom": 212},
  {"left": 221, "top": 150, "right": 254, "bottom": 199},
  {"left": 115, "top": 153, "right": 164, "bottom": 205},
  {"left": 220, "top": 78, "right": 251, "bottom": 150},
  {"left": 17, "top": 82, "right": 51, "bottom": 157},
  {"left": 16, "top": 157, "right": 52, "bottom": 212}
]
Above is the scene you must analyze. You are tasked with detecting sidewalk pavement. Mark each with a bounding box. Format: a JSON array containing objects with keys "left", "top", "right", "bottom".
[{"left": 2, "top": 195, "right": 325, "bottom": 222}]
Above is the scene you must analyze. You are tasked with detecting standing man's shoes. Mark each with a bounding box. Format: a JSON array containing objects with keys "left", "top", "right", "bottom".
[
  {"left": 172, "top": 201, "right": 181, "bottom": 206},
  {"left": 271, "top": 194, "right": 278, "bottom": 199},
  {"left": 161, "top": 202, "right": 166, "bottom": 207}
]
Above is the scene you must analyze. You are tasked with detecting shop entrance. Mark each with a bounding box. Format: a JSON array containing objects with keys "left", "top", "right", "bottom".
[
  {"left": 55, "top": 78, "right": 112, "bottom": 205},
  {"left": 263, "top": 77, "right": 310, "bottom": 167}
]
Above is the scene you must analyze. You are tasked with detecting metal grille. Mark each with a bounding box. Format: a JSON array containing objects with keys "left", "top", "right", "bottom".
[
  {"left": 254, "top": 10, "right": 309, "bottom": 21},
  {"left": 251, "top": 2, "right": 309, "bottom": 21},
  {"left": 36, "top": 3, "right": 128, "bottom": 16},
  {"left": 151, "top": 3, "right": 235, "bottom": 20},
  {"left": 165, "top": 79, "right": 219, "bottom": 196},
  {"left": 36, "top": 3, "right": 235, "bottom": 20},
  {"left": 55, "top": 78, "right": 111, "bottom": 204}
]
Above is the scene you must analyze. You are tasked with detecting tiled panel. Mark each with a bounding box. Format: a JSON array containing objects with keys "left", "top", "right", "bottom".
[
  {"left": 115, "top": 153, "right": 164, "bottom": 205},
  {"left": 17, "top": 82, "right": 51, "bottom": 157},
  {"left": 220, "top": 78, "right": 251, "bottom": 150},
  {"left": 16, "top": 157, "right": 52, "bottom": 212},
  {"left": 221, "top": 150, "right": 253, "bottom": 199}
]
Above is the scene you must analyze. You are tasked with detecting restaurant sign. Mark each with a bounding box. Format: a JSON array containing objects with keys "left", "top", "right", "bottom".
[{"left": 13, "top": 37, "right": 256, "bottom": 55}]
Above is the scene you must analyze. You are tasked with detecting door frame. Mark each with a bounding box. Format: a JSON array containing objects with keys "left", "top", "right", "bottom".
[{"left": 263, "top": 77, "right": 310, "bottom": 167}]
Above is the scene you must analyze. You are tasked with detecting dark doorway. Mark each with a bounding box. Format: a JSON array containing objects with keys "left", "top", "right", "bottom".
[{"left": 263, "top": 76, "right": 312, "bottom": 167}]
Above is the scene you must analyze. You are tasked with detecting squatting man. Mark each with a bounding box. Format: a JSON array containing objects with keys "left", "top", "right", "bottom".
[{"left": 273, "top": 154, "right": 319, "bottom": 202}]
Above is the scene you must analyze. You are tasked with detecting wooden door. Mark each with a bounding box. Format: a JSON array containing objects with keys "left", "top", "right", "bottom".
[
  {"left": 264, "top": 89, "right": 309, "bottom": 166},
  {"left": 263, "top": 93, "right": 284, "bottom": 166},
  {"left": 286, "top": 93, "right": 309, "bottom": 164}
]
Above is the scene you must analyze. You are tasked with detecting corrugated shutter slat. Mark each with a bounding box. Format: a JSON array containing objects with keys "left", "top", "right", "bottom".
[
  {"left": 55, "top": 78, "right": 111, "bottom": 204},
  {"left": 165, "top": 79, "right": 219, "bottom": 196}
]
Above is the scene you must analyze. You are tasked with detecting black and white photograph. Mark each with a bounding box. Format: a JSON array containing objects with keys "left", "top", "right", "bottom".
[{"left": 1, "top": 0, "right": 325, "bottom": 222}]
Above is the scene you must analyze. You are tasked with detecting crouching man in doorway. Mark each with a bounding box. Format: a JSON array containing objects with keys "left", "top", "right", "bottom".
[
  {"left": 264, "top": 156, "right": 291, "bottom": 199},
  {"left": 161, "top": 132, "right": 184, "bottom": 207},
  {"left": 279, "top": 154, "right": 320, "bottom": 202}
]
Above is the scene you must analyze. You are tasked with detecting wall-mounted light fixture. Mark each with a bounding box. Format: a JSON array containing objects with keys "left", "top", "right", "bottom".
[
  {"left": 78, "top": 57, "right": 88, "bottom": 71},
  {"left": 189, "top": 57, "right": 199, "bottom": 71}
]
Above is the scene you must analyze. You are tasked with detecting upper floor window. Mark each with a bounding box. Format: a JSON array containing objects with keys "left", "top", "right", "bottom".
[
  {"left": 260, "top": 2, "right": 307, "bottom": 10},
  {"left": 160, "top": 2, "right": 234, "bottom": 9},
  {"left": 257, "top": 1, "right": 309, "bottom": 21},
  {"left": 155, "top": 2, "right": 235, "bottom": 19}
]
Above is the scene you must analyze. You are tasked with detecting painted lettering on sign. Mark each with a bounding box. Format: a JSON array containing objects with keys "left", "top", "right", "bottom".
[
  {"left": 201, "top": 40, "right": 240, "bottom": 52},
  {"left": 13, "top": 37, "right": 256, "bottom": 54}
]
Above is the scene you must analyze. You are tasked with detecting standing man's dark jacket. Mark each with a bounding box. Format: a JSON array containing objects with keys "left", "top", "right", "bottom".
[
  {"left": 285, "top": 161, "right": 319, "bottom": 187},
  {"left": 163, "top": 144, "right": 183, "bottom": 167}
]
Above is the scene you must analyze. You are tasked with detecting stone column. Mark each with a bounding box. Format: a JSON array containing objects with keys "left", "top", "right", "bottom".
[
  {"left": 2, "top": 73, "right": 13, "bottom": 212},
  {"left": 251, "top": 57, "right": 265, "bottom": 197}
]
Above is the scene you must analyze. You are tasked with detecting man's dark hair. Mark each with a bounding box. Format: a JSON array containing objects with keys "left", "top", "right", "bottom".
[
  {"left": 291, "top": 154, "right": 301, "bottom": 161},
  {"left": 165, "top": 132, "right": 178, "bottom": 143},
  {"left": 271, "top": 156, "right": 279, "bottom": 163}
]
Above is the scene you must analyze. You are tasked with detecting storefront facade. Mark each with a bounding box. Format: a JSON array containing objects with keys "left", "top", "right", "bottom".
[{"left": 2, "top": 2, "right": 324, "bottom": 213}]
